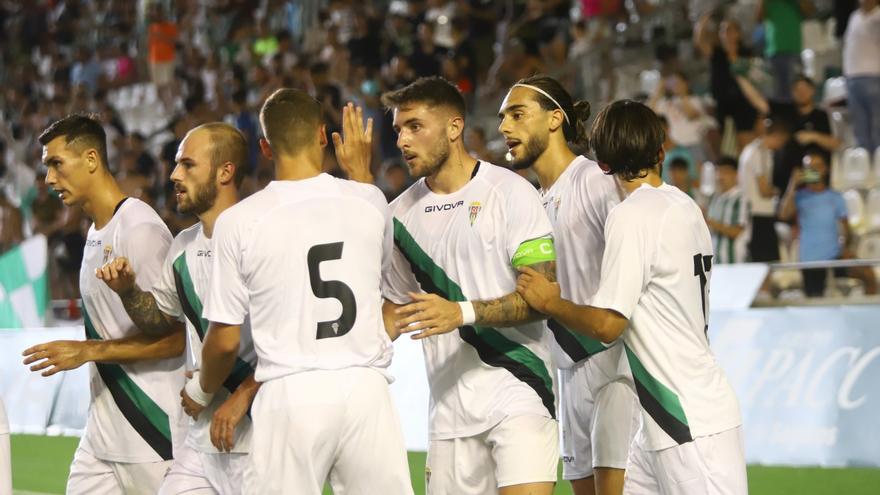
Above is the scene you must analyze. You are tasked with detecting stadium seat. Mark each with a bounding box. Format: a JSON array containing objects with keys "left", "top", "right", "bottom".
[
  {"left": 842, "top": 147, "right": 871, "bottom": 188},
  {"left": 857, "top": 232, "right": 880, "bottom": 259},
  {"left": 823, "top": 77, "right": 847, "bottom": 106},
  {"left": 801, "top": 20, "right": 826, "bottom": 52},
  {"left": 843, "top": 189, "right": 866, "bottom": 229},
  {"left": 640, "top": 69, "right": 661, "bottom": 97},
  {"left": 801, "top": 49, "right": 816, "bottom": 80},
  {"left": 867, "top": 188, "right": 880, "bottom": 231}
]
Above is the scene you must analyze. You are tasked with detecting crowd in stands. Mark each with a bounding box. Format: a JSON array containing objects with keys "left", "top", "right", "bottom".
[{"left": 0, "top": 0, "right": 878, "bottom": 300}]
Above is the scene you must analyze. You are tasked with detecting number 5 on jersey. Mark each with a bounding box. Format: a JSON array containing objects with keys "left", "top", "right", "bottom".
[{"left": 308, "top": 242, "right": 357, "bottom": 340}]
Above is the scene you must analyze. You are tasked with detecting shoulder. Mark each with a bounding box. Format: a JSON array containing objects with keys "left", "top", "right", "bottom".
[
  {"left": 478, "top": 162, "right": 540, "bottom": 197},
  {"left": 331, "top": 176, "right": 389, "bottom": 214},
  {"left": 389, "top": 179, "right": 428, "bottom": 216},
  {"left": 118, "top": 199, "right": 169, "bottom": 234},
  {"left": 172, "top": 222, "right": 202, "bottom": 248}
]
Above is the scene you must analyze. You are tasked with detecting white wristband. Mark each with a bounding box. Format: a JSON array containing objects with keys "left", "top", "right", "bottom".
[
  {"left": 184, "top": 371, "right": 214, "bottom": 407},
  {"left": 458, "top": 301, "right": 476, "bottom": 326}
]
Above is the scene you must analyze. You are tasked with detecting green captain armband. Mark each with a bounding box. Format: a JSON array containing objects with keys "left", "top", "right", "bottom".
[{"left": 511, "top": 237, "right": 556, "bottom": 268}]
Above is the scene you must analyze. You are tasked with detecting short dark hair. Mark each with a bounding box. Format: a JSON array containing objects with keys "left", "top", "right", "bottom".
[
  {"left": 792, "top": 74, "right": 815, "bottom": 88},
  {"left": 38, "top": 114, "right": 109, "bottom": 166},
  {"left": 765, "top": 116, "right": 792, "bottom": 135},
  {"left": 514, "top": 75, "right": 591, "bottom": 148},
  {"left": 259, "top": 88, "right": 323, "bottom": 157},
  {"left": 590, "top": 100, "right": 665, "bottom": 181},
  {"left": 669, "top": 158, "right": 690, "bottom": 171},
  {"left": 197, "top": 122, "right": 249, "bottom": 187},
  {"left": 716, "top": 155, "right": 738, "bottom": 170},
  {"left": 381, "top": 76, "right": 466, "bottom": 118}
]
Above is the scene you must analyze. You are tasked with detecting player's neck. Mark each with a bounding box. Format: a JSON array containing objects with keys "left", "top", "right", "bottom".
[
  {"left": 273, "top": 154, "right": 322, "bottom": 182},
  {"left": 84, "top": 174, "right": 126, "bottom": 230},
  {"left": 199, "top": 191, "right": 239, "bottom": 238},
  {"left": 533, "top": 140, "right": 576, "bottom": 190},
  {"left": 427, "top": 144, "right": 478, "bottom": 195},
  {"left": 620, "top": 168, "right": 663, "bottom": 195}
]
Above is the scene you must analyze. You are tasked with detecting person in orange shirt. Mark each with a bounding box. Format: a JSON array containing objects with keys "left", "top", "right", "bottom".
[{"left": 148, "top": 4, "right": 178, "bottom": 108}]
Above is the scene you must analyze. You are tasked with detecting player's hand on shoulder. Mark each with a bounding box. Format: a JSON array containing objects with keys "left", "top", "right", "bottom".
[
  {"left": 396, "top": 292, "right": 463, "bottom": 340},
  {"left": 95, "top": 256, "right": 137, "bottom": 295},
  {"left": 516, "top": 266, "right": 561, "bottom": 314},
  {"left": 210, "top": 390, "right": 250, "bottom": 453},
  {"left": 21, "top": 340, "right": 91, "bottom": 377},
  {"left": 332, "top": 102, "right": 374, "bottom": 184}
]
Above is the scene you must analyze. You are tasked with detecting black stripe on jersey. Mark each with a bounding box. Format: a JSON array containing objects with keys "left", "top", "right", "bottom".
[
  {"left": 548, "top": 318, "right": 591, "bottom": 362},
  {"left": 173, "top": 266, "right": 206, "bottom": 340},
  {"left": 93, "top": 363, "right": 174, "bottom": 460},
  {"left": 459, "top": 326, "right": 556, "bottom": 418},
  {"left": 632, "top": 376, "right": 693, "bottom": 445},
  {"left": 394, "top": 236, "right": 555, "bottom": 418}
]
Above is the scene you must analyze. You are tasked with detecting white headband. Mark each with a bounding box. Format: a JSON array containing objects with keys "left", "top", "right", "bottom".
[{"left": 512, "top": 83, "right": 570, "bottom": 125}]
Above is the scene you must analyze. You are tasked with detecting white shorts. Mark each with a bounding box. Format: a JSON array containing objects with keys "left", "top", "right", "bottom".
[
  {"left": 67, "top": 442, "right": 172, "bottom": 495},
  {"left": 426, "top": 414, "right": 559, "bottom": 494},
  {"left": 624, "top": 426, "right": 747, "bottom": 495},
  {"left": 245, "top": 368, "right": 412, "bottom": 495},
  {"left": 560, "top": 358, "right": 640, "bottom": 480},
  {"left": 159, "top": 441, "right": 249, "bottom": 495}
]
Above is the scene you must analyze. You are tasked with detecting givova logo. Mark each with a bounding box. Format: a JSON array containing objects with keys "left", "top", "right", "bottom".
[{"left": 424, "top": 201, "right": 464, "bottom": 213}]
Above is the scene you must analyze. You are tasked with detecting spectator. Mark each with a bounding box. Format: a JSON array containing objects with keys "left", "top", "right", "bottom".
[
  {"left": 739, "top": 117, "right": 791, "bottom": 262},
  {"left": 695, "top": 13, "right": 760, "bottom": 152},
  {"left": 705, "top": 156, "right": 749, "bottom": 264},
  {"left": 757, "top": 0, "right": 815, "bottom": 102},
  {"left": 843, "top": 0, "right": 880, "bottom": 152},
  {"left": 0, "top": 188, "right": 23, "bottom": 254},
  {"left": 736, "top": 74, "right": 840, "bottom": 191},
  {"left": 779, "top": 153, "right": 878, "bottom": 296},
  {"left": 148, "top": 4, "right": 179, "bottom": 108},
  {"left": 668, "top": 158, "right": 697, "bottom": 198},
  {"left": 659, "top": 116, "right": 698, "bottom": 187},
  {"left": 650, "top": 71, "right": 712, "bottom": 169},
  {"left": 381, "top": 161, "right": 412, "bottom": 202},
  {"left": 410, "top": 22, "right": 446, "bottom": 78}
]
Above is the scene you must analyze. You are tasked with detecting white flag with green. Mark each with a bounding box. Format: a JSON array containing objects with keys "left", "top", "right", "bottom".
[{"left": 0, "top": 235, "right": 49, "bottom": 328}]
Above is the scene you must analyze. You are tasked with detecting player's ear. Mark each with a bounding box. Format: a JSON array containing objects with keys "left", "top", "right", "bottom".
[
  {"left": 318, "top": 125, "right": 328, "bottom": 148},
  {"left": 218, "top": 161, "right": 235, "bottom": 186},
  {"left": 447, "top": 116, "right": 464, "bottom": 142},
  {"left": 258, "top": 138, "right": 273, "bottom": 160},
  {"left": 549, "top": 109, "right": 564, "bottom": 133},
  {"left": 84, "top": 148, "right": 100, "bottom": 173}
]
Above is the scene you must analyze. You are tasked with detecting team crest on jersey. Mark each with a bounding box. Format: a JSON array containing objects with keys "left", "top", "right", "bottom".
[
  {"left": 102, "top": 245, "right": 113, "bottom": 264},
  {"left": 468, "top": 201, "right": 482, "bottom": 226}
]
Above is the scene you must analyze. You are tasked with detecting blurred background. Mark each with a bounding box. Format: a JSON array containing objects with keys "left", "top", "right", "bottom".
[{"left": 0, "top": 1, "right": 879, "bottom": 494}]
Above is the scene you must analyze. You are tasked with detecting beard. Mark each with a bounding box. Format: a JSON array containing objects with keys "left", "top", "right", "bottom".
[
  {"left": 408, "top": 138, "right": 450, "bottom": 179},
  {"left": 177, "top": 168, "right": 218, "bottom": 215},
  {"left": 510, "top": 132, "right": 548, "bottom": 170}
]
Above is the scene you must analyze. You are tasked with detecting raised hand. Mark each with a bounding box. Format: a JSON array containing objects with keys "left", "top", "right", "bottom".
[{"left": 332, "top": 102, "right": 374, "bottom": 183}]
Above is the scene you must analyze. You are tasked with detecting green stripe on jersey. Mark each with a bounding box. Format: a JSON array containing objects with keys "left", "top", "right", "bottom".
[
  {"left": 624, "top": 343, "right": 693, "bottom": 444},
  {"left": 83, "top": 308, "right": 173, "bottom": 459},
  {"left": 511, "top": 237, "right": 556, "bottom": 268},
  {"left": 172, "top": 253, "right": 209, "bottom": 339},
  {"left": 171, "top": 253, "right": 254, "bottom": 392},
  {"left": 392, "top": 218, "right": 556, "bottom": 416}
]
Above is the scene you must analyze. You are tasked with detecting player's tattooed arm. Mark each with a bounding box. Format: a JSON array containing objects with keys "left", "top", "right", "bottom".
[
  {"left": 96, "top": 256, "right": 177, "bottom": 335},
  {"left": 472, "top": 260, "right": 557, "bottom": 327},
  {"left": 120, "top": 287, "right": 178, "bottom": 335}
]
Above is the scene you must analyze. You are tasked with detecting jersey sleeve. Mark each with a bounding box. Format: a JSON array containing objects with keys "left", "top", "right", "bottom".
[
  {"left": 203, "top": 211, "right": 248, "bottom": 325},
  {"left": 583, "top": 169, "right": 621, "bottom": 234},
  {"left": 834, "top": 192, "right": 848, "bottom": 220},
  {"left": 503, "top": 177, "right": 555, "bottom": 265},
  {"left": 121, "top": 221, "right": 172, "bottom": 301},
  {"left": 590, "top": 206, "right": 652, "bottom": 319},
  {"left": 150, "top": 240, "right": 183, "bottom": 320}
]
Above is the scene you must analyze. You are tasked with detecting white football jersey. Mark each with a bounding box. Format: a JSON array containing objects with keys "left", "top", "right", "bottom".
[
  {"left": 152, "top": 222, "right": 257, "bottom": 454},
  {"left": 541, "top": 156, "right": 623, "bottom": 370},
  {"left": 79, "top": 198, "right": 186, "bottom": 463},
  {"left": 203, "top": 175, "right": 394, "bottom": 383},
  {"left": 383, "top": 162, "right": 557, "bottom": 440},
  {"left": 591, "top": 183, "right": 741, "bottom": 451}
]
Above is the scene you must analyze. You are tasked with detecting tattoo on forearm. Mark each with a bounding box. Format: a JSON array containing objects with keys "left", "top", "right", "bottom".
[
  {"left": 473, "top": 261, "right": 556, "bottom": 327},
  {"left": 121, "top": 288, "right": 173, "bottom": 335}
]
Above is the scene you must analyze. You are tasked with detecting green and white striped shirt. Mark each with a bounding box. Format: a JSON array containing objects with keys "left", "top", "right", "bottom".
[{"left": 707, "top": 186, "right": 748, "bottom": 264}]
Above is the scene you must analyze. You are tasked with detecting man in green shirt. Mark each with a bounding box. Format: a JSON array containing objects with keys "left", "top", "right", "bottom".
[{"left": 759, "top": 0, "right": 816, "bottom": 101}]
